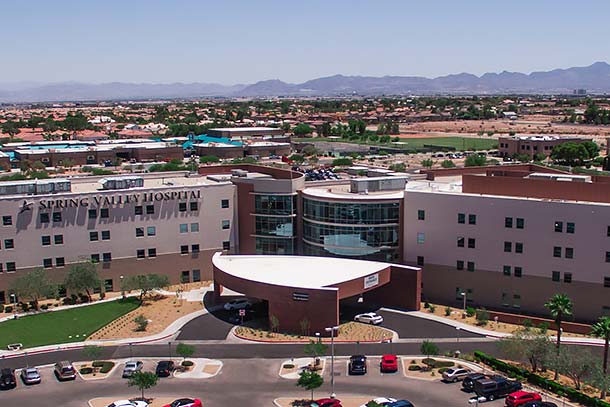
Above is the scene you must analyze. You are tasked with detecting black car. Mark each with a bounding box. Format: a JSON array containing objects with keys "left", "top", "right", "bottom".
[
  {"left": 0, "top": 368, "right": 16, "bottom": 390},
  {"left": 474, "top": 376, "right": 522, "bottom": 401},
  {"left": 462, "top": 373, "right": 486, "bottom": 392},
  {"left": 522, "top": 402, "right": 558, "bottom": 407},
  {"left": 348, "top": 355, "right": 367, "bottom": 375},
  {"left": 155, "top": 360, "right": 175, "bottom": 377}
]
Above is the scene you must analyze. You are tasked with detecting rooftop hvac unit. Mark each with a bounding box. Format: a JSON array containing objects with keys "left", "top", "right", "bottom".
[
  {"left": 0, "top": 179, "right": 71, "bottom": 196},
  {"left": 350, "top": 176, "right": 407, "bottom": 193},
  {"left": 231, "top": 169, "right": 248, "bottom": 177},
  {"left": 99, "top": 176, "right": 144, "bottom": 190}
]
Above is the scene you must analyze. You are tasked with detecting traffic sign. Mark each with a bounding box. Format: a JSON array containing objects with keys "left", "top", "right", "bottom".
[{"left": 239, "top": 309, "right": 246, "bottom": 316}]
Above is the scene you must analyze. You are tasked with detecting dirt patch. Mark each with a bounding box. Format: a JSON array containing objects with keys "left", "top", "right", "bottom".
[
  {"left": 202, "top": 363, "right": 221, "bottom": 375},
  {"left": 235, "top": 321, "right": 393, "bottom": 342},
  {"left": 89, "top": 397, "right": 180, "bottom": 407},
  {"left": 74, "top": 361, "right": 116, "bottom": 380}
]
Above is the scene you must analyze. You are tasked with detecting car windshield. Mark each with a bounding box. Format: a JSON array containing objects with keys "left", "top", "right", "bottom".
[{"left": 26, "top": 370, "right": 38, "bottom": 377}]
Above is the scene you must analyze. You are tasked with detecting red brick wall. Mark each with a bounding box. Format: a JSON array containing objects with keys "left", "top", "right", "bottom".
[{"left": 487, "top": 310, "right": 592, "bottom": 335}]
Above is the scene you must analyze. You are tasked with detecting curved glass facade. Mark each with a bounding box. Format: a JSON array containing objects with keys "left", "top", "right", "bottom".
[
  {"left": 302, "top": 197, "right": 400, "bottom": 262},
  {"left": 254, "top": 194, "right": 296, "bottom": 255}
]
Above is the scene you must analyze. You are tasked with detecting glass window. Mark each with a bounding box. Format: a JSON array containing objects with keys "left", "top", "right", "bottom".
[
  {"left": 222, "top": 220, "right": 230, "bottom": 230},
  {"left": 52, "top": 212, "right": 62, "bottom": 222},
  {"left": 554, "top": 247, "right": 562, "bottom": 257},
  {"left": 503, "top": 265, "right": 511, "bottom": 276},
  {"left": 190, "top": 202, "right": 198, "bottom": 211},
  {"left": 88, "top": 209, "right": 97, "bottom": 219},
  {"left": 515, "top": 242, "right": 523, "bottom": 254},
  {"left": 148, "top": 248, "right": 156, "bottom": 258},
  {"left": 566, "top": 222, "right": 575, "bottom": 234},
  {"left": 179, "top": 224, "right": 188, "bottom": 233},
  {"left": 192, "top": 269, "right": 201, "bottom": 282},
  {"left": 41, "top": 235, "right": 51, "bottom": 246},
  {"left": 55, "top": 257, "right": 65, "bottom": 267},
  {"left": 190, "top": 223, "right": 199, "bottom": 232},
  {"left": 137, "top": 249, "right": 145, "bottom": 259},
  {"left": 607, "top": 226, "right": 610, "bottom": 237},
  {"left": 104, "top": 279, "right": 114, "bottom": 292},
  {"left": 604, "top": 276, "right": 610, "bottom": 288},
  {"left": 90, "top": 231, "right": 99, "bottom": 241},
  {"left": 457, "top": 237, "right": 465, "bottom": 247},
  {"left": 457, "top": 213, "right": 465, "bottom": 224},
  {"left": 147, "top": 226, "right": 156, "bottom": 236},
  {"left": 468, "top": 214, "right": 476, "bottom": 225},
  {"left": 552, "top": 271, "right": 561, "bottom": 282},
  {"left": 417, "top": 210, "right": 425, "bottom": 220},
  {"left": 2, "top": 215, "right": 12, "bottom": 226},
  {"left": 181, "top": 271, "right": 190, "bottom": 283},
  {"left": 43, "top": 258, "right": 53, "bottom": 268},
  {"left": 256, "top": 237, "right": 295, "bottom": 256},
  {"left": 417, "top": 256, "right": 424, "bottom": 266},
  {"left": 516, "top": 218, "right": 525, "bottom": 229},
  {"left": 504, "top": 241, "right": 512, "bottom": 252},
  {"left": 223, "top": 241, "right": 230, "bottom": 250},
  {"left": 255, "top": 216, "right": 294, "bottom": 237},
  {"left": 456, "top": 260, "right": 464, "bottom": 270},
  {"left": 565, "top": 247, "right": 574, "bottom": 259},
  {"left": 564, "top": 272, "right": 572, "bottom": 283},
  {"left": 501, "top": 292, "right": 510, "bottom": 307},
  {"left": 100, "top": 208, "right": 109, "bottom": 218},
  {"left": 135, "top": 206, "right": 143, "bottom": 215},
  {"left": 91, "top": 254, "right": 100, "bottom": 263},
  {"left": 180, "top": 245, "right": 189, "bottom": 254},
  {"left": 136, "top": 227, "right": 144, "bottom": 237},
  {"left": 554, "top": 221, "right": 563, "bottom": 232},
  {"left": 513, "top": 294, "right": 521, "bottom": 309},
  {"left": 467, "top": 261, "right": 475, "bottom": 272},
  {"left": 179, "top": 202, "right": 187, "bottom": 212},
  {"left": 505, "top": 217, "right": 513, "bottom": 228},
  {"left": 4, "top": 239, "right": 14, "bottom": 249},
  {"left": 607, "top": 251, "right": 610, "bottom": 263},
  {"left": 40, "top": 213, "right": 50, "bottom": 223},
  {"left": 191, "top": 244, "right": 200, "bottom": 253},
  {"left": 468, "top": 238, "right": 475, "bottom": 249},
  {"left": 101, "top": 230, "right": 110, "bottom": 240},
  {"left": 6, "top": 262, "right": 15, "bottom": 272},
  {"left": 257, "top": 195, "right": 297, "bottom": 216},
  {"left": 221, "top": 199, "right": 230, "bottom": 209},
  {"left": 102, "top": 252, "right": 112, "bottom": 262},
  {"left": 146, "top": 205, "right": 154, "bottom": 215},
  {"left": 416, "top": 233, "right": 425, "bottom": 244},
  {"left": 514, "top": 267, "right": 522, "bottom": 278}
]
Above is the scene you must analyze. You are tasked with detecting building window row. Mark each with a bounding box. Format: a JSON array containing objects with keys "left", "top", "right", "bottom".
[
  {"left": 43, "top": 257, "right": 65, "bottom": 268},
  {"left": 134, "top": 205, "right": 155, "bottom": 215},
  {"left": 554, "top": 246, "right": 574, "bottom": 259},
  {"left": 88, "top": 208, "right": 110, "bottom": 219},
  {"left": 501, "top": 292, "right": 521, "bottom": 309},
  {"left": 180, "top": 244, "right": 200, "bottom": 255},
  {"left": 505, "top": 217, "right": 525, "bottom": 229},
  {"left": 303, "top": 198, "right": 397, "bottom": 224},
  {"left": 504, "top": 241, "right": 523, "bottom": 253},
  {"left": 457, "top": 237, "right": 476, "bottom": 248},
  {"left": 2, "top": 215, "right": 12, "bottom": 226},
  {"left": 136, "top": 226, "right": 156, "bottom": 237},
  {"left": 552, "top": 271, "right": 572, "bottom": 283},
  {"left": 456, "top": 260, "right": 475, "bottom": 272},
  {"left": 417, "top": 210, "right": 425, "bottom": 221},
  {"left": 181, "top": 269, "right": 202, "bottom": 283},
  {"left": 40, "top": 212, "right": 62, "bottom": 223},
  {"left": 178, "top": 201, "right": 199, "bottom": 212},
  {"left": 502, "top": 265, "right": 522, "bottom": 277},
  {"left": 136, "top": 248, "right": 157, "bottom": 258},
  {"left": 91, "top": 253, "right": 112, "bottom": 263},
  {"left": 90, "top": 230, "right": 111, "bottom": 241},
  {"left": 41, "top": 234, "right": 64, "bottom": 246},
  {"left": 179, "top": 223, "right": 200, "bottom": 233},
  {"left": 457, "top": 213, "right": 476, "bottom": 225},
  {"left": 0, "top": 262, "right": 16, "bottom": 273},
  {"left": 555, "top": 221, "right": 575, "bottom": 234},
  {"left": 2, "top": 238, "right": 14, "bottom": 249}
]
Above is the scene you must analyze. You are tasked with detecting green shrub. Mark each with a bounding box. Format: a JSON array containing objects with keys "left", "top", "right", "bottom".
[
  {"left": 40, "top": 304, "right": 49, "bottom": 310},
  {"left": 80, "top": 367, "right": 93, "bottom": 375},
  {"left": 466, "top": 306, "right": 476, "bottom": 317},
  {"left": 283, "top": 363, "right": 295, "bottom": 369},
  {"left": 181, "top": 360, "right": 194, "bottom": 367},
  {"left": 424, "top": 302, "right": 430, "bottom": 309},
  {"left": 428, "top": 304, "right": 436, "bottom": 313},
  {"left": 4, "top": 306, "right": 13, "bottom": 313},
  {"left": 92, "top": 361, "right": 114, "bottom": 373},
  {"left": 475, "top": 309, "right": 489, "bottom": 326},
  {"left": 438, "top": 367, "right": 450, "bottom": 374},
  {"left": 408, "top": 365, "right": 422, "bottom": 371},
  {"left": 444, "top": 306, "right": 452, "bottom": 316}
]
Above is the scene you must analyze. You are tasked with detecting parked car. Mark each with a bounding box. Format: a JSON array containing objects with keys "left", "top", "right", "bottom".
[
  {"left": 20, "top": 367, "right": 41, "bottom": 385},
  {"left": 155, "top": 360, "right": 175, "bottom": 377},
  {"left": 359, "top": 398, "right": 397, "bottom": 407},
  {"left": 354, "top": 312, "right": 384, "bottom": 325},
  {"left": 223, "top": 298, "right": 252, "bottom": 311},
  {"left": 474, "top": 377, "right": 522, "bottom": 401},
  {"left": 162, "top": 398, "right": 203, "bottom": 407},
  {"left": 387, "top": 400, "right": 415, "bottom": 407},
  {"left": 54, "top": 361, "right": 76, "bottom": 381},
  {"left": 0, "top": 368, "right": 16, "bottom": 390},
  {"left": 522, "top": 402, "right": 558, "bottom": 407},
  {"left": 462, "top": 373, "right": 488, "bottom": 392},
  {"left": 122, "top": 361, "right": 144, "bottom": 378},
  {"left": 308, "top": 398, "right": 342, "bottom": 407},
  {"left": 442, "top": 367, "right": 472, "bottom": 382},
  {"left": 348, "top": 355, "right": 367, "bottom": 375},
  {"left": 380, "top": 354, "right": 398, "bottom": 373},
  {"left": 505, "top": 391, "right": 542, "bottom": 407},
  {"left": 106, "top": 400, "right": 149, "bottom": 407}
]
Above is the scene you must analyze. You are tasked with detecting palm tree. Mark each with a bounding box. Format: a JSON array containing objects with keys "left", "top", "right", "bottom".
[
  {"left": 591, "top": 316, "right": 610, "bottom": 398},
  {"left": 545, "top": 293, "right": 573, "bottom": 380}
]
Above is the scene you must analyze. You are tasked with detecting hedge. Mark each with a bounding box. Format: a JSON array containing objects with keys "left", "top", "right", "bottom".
[
  {"left": 474, "top": 351, "right": 610, "bottom": 407},
  {"left": 91, "top": 361, "right": 114, "bottom": 374},
  {"left": 422, "top": 358, "right": 455, "bottom": 368}
]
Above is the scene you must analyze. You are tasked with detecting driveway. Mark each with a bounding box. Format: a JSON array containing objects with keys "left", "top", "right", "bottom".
[{"left": 377, "top": 310, "right": 484, "bottom": 339}]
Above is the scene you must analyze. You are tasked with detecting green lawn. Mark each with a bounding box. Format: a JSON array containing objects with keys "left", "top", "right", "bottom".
[{"left": 0, "top": 297, "right": 140, "bottom": 349}]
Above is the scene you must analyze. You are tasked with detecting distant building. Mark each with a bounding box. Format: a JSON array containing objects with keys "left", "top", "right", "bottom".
[
  {"left": 573, "top": 89, "right": 587, "bottom": 96},
  {"left": 207, "top": 127, "right": 287, "bottom": 142},
  {"left": 498, "top": 135, "right": 591, "bottom": 159}
]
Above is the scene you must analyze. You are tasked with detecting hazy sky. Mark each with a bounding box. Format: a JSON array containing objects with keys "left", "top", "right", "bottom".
[{"left": 2, "top": 0, "right": 609, "bottom": 84}]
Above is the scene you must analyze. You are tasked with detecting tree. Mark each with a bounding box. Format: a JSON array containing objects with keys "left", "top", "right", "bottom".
[
  {"left": 389, "top": 163, "right": 406, "bottom": 172},
  {"left": 420, "top": 340, "right": 439, "bottom": 358},
  {"left": 552, "top": 346, "right": 596, "bottom": 390},
  {"left": 11, "top": 268, "right": 56, "bottom": 310},
  {"left": 304, "top": 339, "right": 328, "bottom": 364},
  {"left": 498, "top": 327, "right": 553, "bottom": 372},
  {"left": 533, "top": 153, "right": 547, "bottom": 162},
  {"left": 134, "top": 315, "right": 148, "bottom": 331},
  {"left": 320, "top": 122, "right": 331, "bottom": 137},
  {"left": 464, "top": 154, "right": 487, "bottom": 167},
  {"left": 128, "top": 371, "right": 158, "bottom": 400},
  {"left": 545, "top": 293, "right": 573, "bottom": 379},
  {"left": 441, "top": 159, "right": 456, "bottom": 168},
  {"left": 199, "top": 155, "right": 219, "bottom": 164},
  {"left": 550, "top": 142, "right": 590, "bottom": 166},
  {"left": 591, "top": 316, "right": 610, "bottom": 398},
  {"left": 83, "top": 344, "right": 103, "bottom": 363},
  {"left": 176, "top": 343, "right": 195, "bottom": 361},
  {"left": 420, "top": 159, "right": 434, "bottom": 169},
  {"left": 1, "top": 120, "right": 20, "bottom": 140},
  {"left": 301, "top": 145, "right": 320, "bottom": 156},
  {"left": 588, "top": 362, "right": 610, "bottom": 400},
  {"left": 296, "top": 370, "right": 323, "bottom": 400},
  {"left": 63, "top": 261, "right": 101, "bottom": 302},
  {"left": 332, "top": 157, "right": 353, "bottom": 166},
  {"left": 293, "top": 123, "right": 314, "bottom": 136},
  {"left": 123, "top": 274, "right": 170, "bottom": 301}
]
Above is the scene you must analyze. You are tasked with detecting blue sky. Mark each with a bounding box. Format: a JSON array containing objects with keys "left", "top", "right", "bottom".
[{"left": 1, "top": 0, "right": 609, "bottom": 84}]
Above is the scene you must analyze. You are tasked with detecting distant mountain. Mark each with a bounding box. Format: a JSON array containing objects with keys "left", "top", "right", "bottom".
[{"left": 1, "top": 62, "right": 609, "bottom": 103}]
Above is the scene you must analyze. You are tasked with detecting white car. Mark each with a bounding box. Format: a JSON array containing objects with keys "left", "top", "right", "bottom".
[
  {"left": 107, "top": 400, "right": 148, "bottom": 407},
  {"left": 223, "top": 298, "right": 252, "bottom": 311},
  {"left": 359, "top": 397, "right": 397, "bottom": 407},
  {"left": 122, "top": 361, "right": 143, "bottom": 378},
  {"left": 442, "top": 367, "right": 471, "bottom": 382},
  {"left": 354, "top": 312, "right": 384, "bottom": 325}
]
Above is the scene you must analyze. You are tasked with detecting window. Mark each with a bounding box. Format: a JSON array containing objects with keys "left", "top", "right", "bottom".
[
  {"left": 607, "top": 251, "right": 610, "bottom": 262},
  {"left": 504, "top": 241, "right": 512, "bottom": 252},
  {"left": 52, "top": 212, "right": 62, "bottom": 222},
  {"left": 102, "top": 252, "right": 112, "bottom": 262},
  {"left": 514, "top": 267, "right": 522, "bottom": 278},
  {"left": 456, "top": 260, "right": 464, "bottom": 270},
  {"left": 222, "top": 220, "right": 230, "bottom": 230},
  {"left": 554, "top": 247, "right": 562, "bottom": 258},
  {"left": 503, "top": 265, "right": 511, "bottom": 276},
  {"left": 513, "top": 294, "right": 521, "bottom": 309},
  {"left": 190, "top": 202, "right": 198, "bottom": 211},
  {"left": 192, "top": 269, "right": 201, "bottom": 282},
  {"left": 417, "top": 210, "right": 425, "bottom": 220},
  {"left": 135, "top": 206, "right": 143, "bottom": 215},
  {"left": 190, "top": 223, "right": 199, "bottom": 232},
  {"left": 554, "top": 221, "right": 563, "bottom": 232},
  {"left": 458, "top": 213, "right": 465, "bottom": 224},
  {"left": 179, "top": 224, "right": 188, "bottom": 233},
  {"left": 6, "top": 262, "right": 15, "bottom": 272},
  {"left": 40, "top": 213, "right": 50, "bottom": 223},
  {"left": 90, "top": 231, "right": 99, "bottom": 241},
  {"left": 515, "top": 242, "right": 523, "bottom": 254},
  {"left": 88, "top": 209, "right": 97, "bottom": 219},
  {"left": 566, "top": 222, "right": 575, "bottom": 234},
  {"left": 564, "top": 272, "right": 572, "bottom": 283},
  {"left": 136, "top": 227, "right": 144, "bottom": 237},
  {"left": 179, "top": 202, "right": 187, "bottom": 212},
  {"left": 104, "top": 279, "right": 114, "bottom": 292},
  {"left": 221, "top": 199, "right": 230, "bottom": 209},
  {"left": 505, "top": 217, "right": 513, "bottom": 228},
  {"left": 181, "top": 271, "right": 190, "bottom": 283},
  {"left": 2, "top": 216, "right": 12, "bottom": 226},
  {"left": 516, "top": 218, "right": 525, "bottom": 229},
  {"left": 502, "top": 292, "right": 510, "bottom": 307},
  {"left": 180, "top": 245, "right": 189, "bottom": 254},
  {"left": 552, "top": 271, "right": 561, "bottom": 282},
  {"left": 147, "top": 226, "right": 156, "bottom": 236},
  {"left": 468, "top": 238, "right": 476, "bottom": 249},
  {"left": 147, "top": 248, "right": 156, "bottom": 258},
  {"left": 605, "top": 276, "right": 610, "bottom": 288},
  {"left": 417, "top": 256, "right": 424, "bottom": 266},
  {"left": 41, "top": 235, "right": 51, "bottom": 246},
  {"left": 4, "top": 239, "right": 14, "bottom": 249},
  {"left": 191, "top": 244, "right": 200, "bottom": 253},
  {"left": 43, "top": 258, "right": 53, "bottom": 268},
  {"left": 457, "top": 237, "right": 465, "bottom": 247},
  {"left": 467, "top": 261, "right": 475, "bottom": 272},
  {"left": 146, "top": 205, "right": 154, "bottom": 215},
  {"left": 416, "top": 233, "right": 425, "bottom": 244},
  {"left": 468, "top": 214, "right": 477, "bottom": 225},
  {"left": 91, "top": 254, "right": 100, "bottom": 263},
  {"left": 55, "top": 257, "right": 65, "bottom": 267},
  {"left": 222, "top": 241, "right": 230, "bottom": 250},
  {"left": 101, "top": 230, "right": 110, "bottom": 240},
  {"left": 136, "top": 249, "right": 145, "bottom": 259},
  {"left": 100, "top": 208, "right": 109, "bottom": 218},
  {"left": 607, "top": 226, "right": 610, "bottom": 237},
  {"left": 54, "top": 235, "right": 63, "bottom": 245},
  {"left": 565, "top": 247, "right": 574, "bottom": 259}
]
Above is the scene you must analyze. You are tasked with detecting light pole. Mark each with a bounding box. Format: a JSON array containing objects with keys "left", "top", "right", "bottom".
[
  {"left": 10, "top": 293, "right": 17, "bottom": 319},
  {"left": 456, "top": 327, "right": 461, "bottom": 343},
  {"left": 168, "top": 341, "right": 172, "bottom": 361},
  {"left": 119, "top": 275, "right": 125, "bottom": 299},
  {"left": 461, "top": 291, "right": 467, "bottom": 313},
  {"left": 325, "top": 325, "right": 339, "bottom": 399}
]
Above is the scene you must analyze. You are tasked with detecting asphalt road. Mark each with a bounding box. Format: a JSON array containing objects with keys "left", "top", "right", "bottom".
[
  {"left": 177, "top": 313, "right": 235, "bottom": 340},
  {"left": 377, "top": 310, "right": 483, "bottom": 339}
]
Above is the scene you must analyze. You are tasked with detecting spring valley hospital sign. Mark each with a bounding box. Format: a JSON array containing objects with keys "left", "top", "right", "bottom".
[{"left": 37, "top": 190, "right": 202, "bottom": 209}]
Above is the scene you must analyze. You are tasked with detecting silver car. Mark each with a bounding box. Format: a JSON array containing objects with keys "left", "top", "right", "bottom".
[
  {"left": 20, "top": 367, "right": 41, "bottom": 385},
  {"left": 122, "top": 361, "right": 143, "bottom": 378},
  {"left": 442, "top": 367, "right": 472, "bottom": 382}
]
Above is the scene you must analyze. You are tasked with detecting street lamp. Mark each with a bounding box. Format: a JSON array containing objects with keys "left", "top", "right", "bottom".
[
  {"left": 119, "top": 275, "right": 125, "bottom": 299},
  {"left": 325, "top": 326, "right": 339, "bottom": 399},
  {"left": 461, "top": 291, "right": 467, "bottom": 312},
  {"left": 10, "top": 293, "right": 17, "bottom": 319},
  {"left": 168, "top": 341, "right": 172, "bottom": 361},
  {"left": 456, "top": 326, "right": 461, "bottom": 343}
]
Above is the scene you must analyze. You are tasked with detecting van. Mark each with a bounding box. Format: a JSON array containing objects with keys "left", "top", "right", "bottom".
[{"left": 54, "top": 361, "right": 76, "bottom": 381}]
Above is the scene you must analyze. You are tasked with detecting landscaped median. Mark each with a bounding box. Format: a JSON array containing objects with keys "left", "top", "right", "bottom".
[
  {"left": 274, "top": 397, "right": 374, "bottom": 407},
  {"left": 89, "top": 397, "right": 180, "bottom": 407}
]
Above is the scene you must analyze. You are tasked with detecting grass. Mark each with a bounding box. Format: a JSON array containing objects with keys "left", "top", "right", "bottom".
[
  {"left": 293, "top": 136, "right": 497, "bottom": 151},
  {"left": 0, "top": 297, "right": 140, "bottom": 349}
]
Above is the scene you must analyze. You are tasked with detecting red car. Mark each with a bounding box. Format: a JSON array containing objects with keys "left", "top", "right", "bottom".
[
  {"left": 505, "top": 391, "right": 542, "bottom": 407},
  {"left": 380, "top": 354, "right": 398, "bottom": 373},
  {"left": 162, "top": 398, "right": 202, "bottom": 407},
  {"left": 309, "top": 399, "right": 342, "bottom": 407}
]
